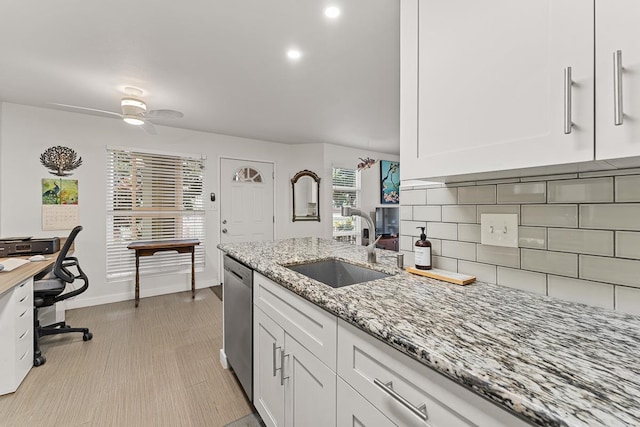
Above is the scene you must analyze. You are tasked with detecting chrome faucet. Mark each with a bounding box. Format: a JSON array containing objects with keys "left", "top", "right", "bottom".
[{"left": 341, "top": 206, "right": 381, "bottom": 263}]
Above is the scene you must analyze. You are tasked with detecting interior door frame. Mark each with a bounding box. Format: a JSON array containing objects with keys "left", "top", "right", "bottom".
[{"left": 218, "top": 156, "right": 277, "bottom": 284}]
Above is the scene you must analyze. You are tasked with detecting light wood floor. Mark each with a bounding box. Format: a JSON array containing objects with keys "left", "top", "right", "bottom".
[{"left": 0, "top": 288, "right": 253, "bottom": 426}]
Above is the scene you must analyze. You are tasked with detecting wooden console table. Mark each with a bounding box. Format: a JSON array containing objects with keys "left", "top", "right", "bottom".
[{"left": 127, "top": 239, "right": 200, "bottom": 307}]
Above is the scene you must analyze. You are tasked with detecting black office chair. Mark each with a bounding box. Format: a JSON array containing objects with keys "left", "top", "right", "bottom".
[{"left": 33, "top": 225, "right": 92, "bottom": 367}]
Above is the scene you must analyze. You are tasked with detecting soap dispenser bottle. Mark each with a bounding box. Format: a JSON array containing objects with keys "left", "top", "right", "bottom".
[{"left": 415, "top": 227, "right": 432, "bottom": 270}]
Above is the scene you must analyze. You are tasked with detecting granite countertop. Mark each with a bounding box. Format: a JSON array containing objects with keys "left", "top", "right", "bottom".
[{"left": 218, "top": 237, "right": 640, "bottom": 427}]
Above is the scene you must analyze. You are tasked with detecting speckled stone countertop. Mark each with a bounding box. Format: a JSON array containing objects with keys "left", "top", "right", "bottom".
[{"left": 218, "top": 237, "right": 640, "bottom": 427}]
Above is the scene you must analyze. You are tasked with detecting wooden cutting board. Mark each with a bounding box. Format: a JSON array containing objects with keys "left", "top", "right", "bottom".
[{"left": 406, "top": 267, "right": 476, "bottom": 285}]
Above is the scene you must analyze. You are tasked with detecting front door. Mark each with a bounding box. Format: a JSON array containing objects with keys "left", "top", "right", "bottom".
[{"left": 220, "top": 158, "right": 274, "bottom": 245}]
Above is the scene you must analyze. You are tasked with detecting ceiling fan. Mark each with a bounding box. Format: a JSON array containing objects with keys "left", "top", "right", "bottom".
[{"left": 52, "top": 87, "right": 183, "bottom": 135}]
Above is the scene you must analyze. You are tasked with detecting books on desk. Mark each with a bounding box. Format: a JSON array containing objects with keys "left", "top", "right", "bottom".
[{"left": 0, "top": 258, "right": 29, "bottom": 272}]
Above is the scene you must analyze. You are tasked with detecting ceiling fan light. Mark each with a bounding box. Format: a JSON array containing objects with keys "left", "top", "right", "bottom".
[
  {"left": 123, "top": 115, "right": 145, "bottom": 126},
  {"left": 121, "top": 97, "right": 147, "bottom": 111}
]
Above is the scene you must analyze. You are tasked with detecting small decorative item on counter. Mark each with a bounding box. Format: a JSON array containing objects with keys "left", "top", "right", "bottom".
[{"left": 415, "top": 227, "right": 432, "bottom": 270}]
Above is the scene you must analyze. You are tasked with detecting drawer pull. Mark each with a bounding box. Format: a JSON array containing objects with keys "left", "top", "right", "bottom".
[
  {"left": 18, "top": 308, "right": 28, "bottom": 318},
  {"left": 19, "top": 350, "right": 28, "bottom": 361},
  {"left": 564, "top": 67, "right": 573, "bottom": 134},
  {"left": 374, "top": 378, "right": 428, "bottom": 421},
  {"left": 18, "top": 329, "right": 28, "bottom": 340},
  {"left": 614, "top": 50, "right": 624, "bottom": 126},
  {"left": 19, "top": 295, "right": 27, "bottom": 303},
  {"left": 281, "top": 351, "right": 289, "bottom": 386},
  {"left": 272, "top": 343, "right": 282, "bottom": 377}
]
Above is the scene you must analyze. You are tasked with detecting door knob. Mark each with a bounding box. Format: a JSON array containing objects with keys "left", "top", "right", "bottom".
[
  {"left": 222, "top": 220, "right": 227, "bottom": 224},
  {"left": 222, "top": 228, "right": 228, "bottom": 234}
]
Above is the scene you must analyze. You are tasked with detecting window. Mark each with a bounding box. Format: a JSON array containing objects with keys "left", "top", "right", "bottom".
[
  {"left": 332, "top": 166, "right": 360, "bottom": 244},
  {"left": 106, "top": 148, "right": 206, "bottom": 280}
]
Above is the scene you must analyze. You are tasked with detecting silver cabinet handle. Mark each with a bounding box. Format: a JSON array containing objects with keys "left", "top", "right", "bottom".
[
  {"left": 280, "top": 351, "right": 289, "bottom": 386},
  {"left": 564, "top": 67, "right": 573, "bottom": 134},
  {"left": 222, "top": 219, "right": 227, "bottom": 224},
  {"left": 614, "top": 50, "right": 624, "bottom": 126},
  {"left": 272, "top": 343, "right": 281, "bottom": 377},
  {"left": 374, "top": 379, "right": 428, "bottom": 421},
  {"left": 222, "top": 228, "right": 228, "bottom": 234}
]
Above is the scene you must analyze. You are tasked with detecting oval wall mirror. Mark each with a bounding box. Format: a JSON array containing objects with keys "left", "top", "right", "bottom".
[{"left": 291, "top": 170, "right": 321, "bottom": 222}]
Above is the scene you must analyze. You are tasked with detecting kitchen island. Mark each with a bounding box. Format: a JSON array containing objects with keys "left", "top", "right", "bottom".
[{"left": 218, "top": 237, "right": 640, "bottom": 426}]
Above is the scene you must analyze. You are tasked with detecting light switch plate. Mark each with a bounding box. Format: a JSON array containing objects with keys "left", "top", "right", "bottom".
[{"left": 481, "top": 213, "right": 518, "bottom": 247}]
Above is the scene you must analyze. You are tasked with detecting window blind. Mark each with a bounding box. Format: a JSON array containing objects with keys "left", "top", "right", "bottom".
[
  {"left": 332, "top": 167, "right": 360, "bottom": 243},
  {"left": 106, "top": 148, "right": 206, "bottom": 280}
]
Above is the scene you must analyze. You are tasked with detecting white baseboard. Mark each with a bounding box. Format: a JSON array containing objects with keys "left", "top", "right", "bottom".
[
  {"left": 65, "top": 279, "right": 219, "bottom": 310},
  {"left": 219, "top": 348, "right": 229, "bottom": 369}
]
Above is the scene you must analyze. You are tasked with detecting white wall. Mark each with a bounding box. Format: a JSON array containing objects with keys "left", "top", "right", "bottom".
[{"left": 0, "top": 103, "right": 396, "bottom": 308}]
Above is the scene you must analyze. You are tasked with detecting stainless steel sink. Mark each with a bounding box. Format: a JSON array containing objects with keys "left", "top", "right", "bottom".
[{"left": 286, "top": 259, "right": 390, "bottom": 288}]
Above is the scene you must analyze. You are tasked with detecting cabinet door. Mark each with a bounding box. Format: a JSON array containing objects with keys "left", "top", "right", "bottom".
[
  {"left": 595, "top": 0, "right": 640, "bottom": 163},
  {"left": 337, "top": 378, "right": 396, "bottom": 427},
  {"left": 284, "top": 334, "right": 336, "bottom": 427},
  {"left": 401, "top": 0, "right": 594, "bottom": 180},
  {"left": 254, "top": 308, "right": 285, "bottom": 427}
]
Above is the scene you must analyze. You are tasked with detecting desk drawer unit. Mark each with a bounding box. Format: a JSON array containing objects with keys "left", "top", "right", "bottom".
[
  {"left": 337, "top": 319, "right": 530, "bottom": 427},
  {"left": 0, "top": 278, "right": 34, "bottom": 395}
]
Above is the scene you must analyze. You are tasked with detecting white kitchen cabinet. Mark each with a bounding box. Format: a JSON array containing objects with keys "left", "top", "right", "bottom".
[
  {"left": 253, "top": 273, "right": 338, "bottom": 427},
  {"left": 283, "top": 332, "right": 336, "bottom": 427},
  {"left": 337, "top": 319, "right": 530, "bottom": 427},
  {"left": 337, "top": 377, "right": 396, "bottom": 427},
  {"left": 595, "top": 0, "right": 640, "bottom": 164},
  {"left": 0, "top": 279, "right": 34, "bottom": 396},
  {"left": 254, "top": 307, "right": 285, "bottom": 427},
  {"left": 401, "top": 0, "right": 595, "bottom": 181}
]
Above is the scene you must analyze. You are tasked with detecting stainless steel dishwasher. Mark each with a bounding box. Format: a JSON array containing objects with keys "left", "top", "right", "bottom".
[{"left": 223, "top": 255, "right": 253, "bottom": 401}]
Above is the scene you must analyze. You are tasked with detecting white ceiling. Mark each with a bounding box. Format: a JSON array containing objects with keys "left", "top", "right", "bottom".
[{"left": 0, "top": 1, "right": 400, "bottom": 154}]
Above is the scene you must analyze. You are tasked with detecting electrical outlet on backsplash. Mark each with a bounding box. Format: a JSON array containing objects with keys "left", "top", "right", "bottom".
[{"left": 399, "top": 170, "right": 640, "bottom": 316}]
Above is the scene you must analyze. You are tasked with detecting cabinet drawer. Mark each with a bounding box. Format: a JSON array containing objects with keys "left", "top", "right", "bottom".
[
  {"left": 337, "top": 320, "right": 530, "bottom": 427},
  {"left": 14, "top": 332, "right": 33, "bottom": 384},
  {"left": 337, "top": 377, "right": 396, "bottom": 427},
  {"left": 12, "top": 278, "right": 32, "bottom": 306},
  {"left": 254, "top": 273, "right": 337, "bottom": 370}
]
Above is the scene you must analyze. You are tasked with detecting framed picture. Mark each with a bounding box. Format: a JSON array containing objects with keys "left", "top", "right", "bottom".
[{"left": 380, "top": 160, "right": 400, "bottom": 204}]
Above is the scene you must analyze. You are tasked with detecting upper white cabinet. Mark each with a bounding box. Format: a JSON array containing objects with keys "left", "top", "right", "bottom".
[
  {"left": 595, "top": 0, "right": 640, "bottom": 164},
  {"left": 401, "top": 0, "right": 595, "bottom": 181}
]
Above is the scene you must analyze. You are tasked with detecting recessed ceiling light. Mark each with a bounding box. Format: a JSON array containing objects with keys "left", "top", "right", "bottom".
[
  {"left": 287, "top": 49, "right": 302, "bottom": 60},
  {"left": 324, "top": 6, "right": 340, "bottom": 18}
]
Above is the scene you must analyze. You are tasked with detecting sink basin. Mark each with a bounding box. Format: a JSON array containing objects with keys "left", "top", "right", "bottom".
[{"left": 286, "top": 259, "right": 390, "bottom": 288}]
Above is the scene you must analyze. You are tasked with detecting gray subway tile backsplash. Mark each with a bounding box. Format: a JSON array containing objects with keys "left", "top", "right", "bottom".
[
  {"left": 518, "top": 226, "right": 546, "bottom": 249},
  {"left": 580, "top": 204, "right": 640, "bottom": 230},
  {"left": 413, "top": 205, "right": 442, "bottom": 222},
  {"left": 579, "top": 255, "right": 640, "bottom": 288},
  {"left": 442, "top": 205, "right": 476, "bottom": 223},
  {"left": 458, "top": 224, "right": 481, "bottom": 243},
  {"left": 401, "top": 189, "right": 427, "bottom": 205},
  {"left": 458, "top": 185, "right": 496, "bottom": 204},
  {"left": 521, "top": 249, "right": 578, "bottom": 277},
  {"left": 497, "top": 182, "right": 546, "bottom": 204},
  {"left": 426, "top": 222, "right": 457, "bottom": 240},
  {"left": 615, "top": 175, "right": 640, "bottom": 202},
  {"left": 547, "top": 177, "right": 613, "bottom": 203},
  {"left": 521, "top": 204, "right": 578, "bottom": 228},
  {"left": 426, "top": 187, "right": 458, "bottom": 205},
  {"left": 441, "top": 240, "right": 476, "bottom": 261},
  {"left": 547, "top": 276, "right": 614, "bottom": 309},
  {"left": 477, "top": 245, "right": 520, "bottom": 268},
  {"left": 497, "top": 267, "right": 547, "bottom": 295},
  {"left": 547, "top": 228, "right": 614, "bottom": 257},
  {"left": 401, "top": 170, "right": 640, "bottom": 313}
]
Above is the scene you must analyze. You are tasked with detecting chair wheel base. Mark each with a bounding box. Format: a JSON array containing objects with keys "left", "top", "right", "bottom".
[
  {"left": 83, "top": 332, "right": 93, "bottom": 341},
  {"left": 34, "top": 355, "right": 46, "bottom": 367}
]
